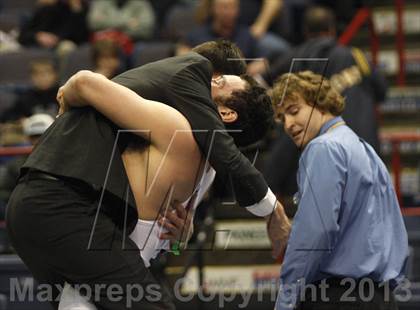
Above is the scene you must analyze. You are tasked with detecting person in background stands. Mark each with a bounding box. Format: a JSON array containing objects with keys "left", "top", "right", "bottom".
[
  {"left": 18, "top": 0, "right": 89, "bottom": 50},
  {"left": 0, "top": 114, "right": 54, "bottom": 207},
  {"left": 195, "top": 0, "right": 289, "bottom": 60},
  {"left": 0, "top": 59, "right": 59, "bottom": 122},
  {"left": 92, "top": 39, "right": 125, "bottom": 79},
  {"left": 88, "top": 0, "right": 156, "bottom": 42}
]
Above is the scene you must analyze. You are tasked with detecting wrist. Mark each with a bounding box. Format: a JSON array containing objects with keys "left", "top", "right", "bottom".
[
  {"left": 246, "top": 188, "right": 277, "bottom": 217},
  {"left": 66, "top": 71, "right": 96, "bottom": 107},
  {"left": 253, "top": 20, "right": 268, "bottom": 32}
]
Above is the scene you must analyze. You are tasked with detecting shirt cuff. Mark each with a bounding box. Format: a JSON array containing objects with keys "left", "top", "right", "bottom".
[
  {"left": 245, "top": 188, "right": 277, "bottom": 217},
  {"left": 275, "top": 279, "right": 305, "bottom": 310},
  {"left": 275, "top": 292, "right": 298, "bottom": 310}
]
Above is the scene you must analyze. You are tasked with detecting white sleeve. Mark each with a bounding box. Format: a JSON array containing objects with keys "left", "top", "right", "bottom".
[{"left": 245, "top": 187, "right": 277, "bottom": 217}]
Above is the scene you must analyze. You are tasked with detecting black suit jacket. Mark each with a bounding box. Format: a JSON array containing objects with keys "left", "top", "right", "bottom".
[{"left": 23, "top": 53, "right": 267, "bottom": 211}]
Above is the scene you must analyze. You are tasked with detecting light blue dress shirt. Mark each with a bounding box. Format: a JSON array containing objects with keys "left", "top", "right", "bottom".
[{"left": 275, "top": 116, "right": 409, "bottom": 310}]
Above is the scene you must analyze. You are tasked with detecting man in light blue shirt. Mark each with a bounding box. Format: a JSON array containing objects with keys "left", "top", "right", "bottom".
[{"left": 271, "top": 71, "right": 408, "bottom": 310}]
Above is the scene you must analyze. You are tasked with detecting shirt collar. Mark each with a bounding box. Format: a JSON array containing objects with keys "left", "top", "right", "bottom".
[{"left": 318, "top": 116, "right": 344, "bottom": 136}]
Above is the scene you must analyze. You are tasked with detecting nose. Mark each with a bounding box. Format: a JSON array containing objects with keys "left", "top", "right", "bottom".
[{"left": 283, "top": 115, "right": 294, "bottom": 133}]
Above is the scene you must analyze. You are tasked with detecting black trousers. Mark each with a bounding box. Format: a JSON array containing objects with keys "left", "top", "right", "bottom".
[
  {"left": 6, "top": 177, "right": 175, "bottom": 310},
  {"left": 297, "top": 278, "right": 399, "bottom": 310}
]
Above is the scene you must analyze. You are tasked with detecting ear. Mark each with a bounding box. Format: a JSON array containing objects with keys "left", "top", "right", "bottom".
[
  {"left": 211, "top": 75, "right": 224, "bottom": 88},
  {"left": 218, "top": 106, "right": 238, "bottom": 123}
]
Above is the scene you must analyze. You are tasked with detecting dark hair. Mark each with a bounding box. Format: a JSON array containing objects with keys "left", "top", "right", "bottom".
[
  {"left": 30, "top": 58, "right": 57, "bottom": 73},
  {"left": 303, "top": 6, "right": 336, "bottom": 36},
  {"left": 219, "top": 75, "right": 274, "bottom": 147},
  {"left": 92, "top": 39, "right": 120, "bottom": 65},
  {"left": 192, "top": 40, "right": 247, "bottom": 75}
]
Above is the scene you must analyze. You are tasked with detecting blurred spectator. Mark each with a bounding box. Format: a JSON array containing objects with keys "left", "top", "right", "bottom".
[
  {"left": 18, "top": 0, "right": 89, "bottom": 50},
  {"left": 181, "top": 0, "right": 259, "bottom": 59},
  {"left": 239, "top": 0, "right": 289, "bottom": 58},
  {"left": 149, "top": 0, "right": 175, "bottom": 31},
  {"left": 0, "top": 122, "right": 26, "bottom": 149},
  {"left": 150, "top": 0, "right": 195, "bottom": 35},
  {"left": 283, "top": 0, "right": 313, "bottom": 45},
  {"left": 195, "top": 0, "right": 289, "bottom": 59},
  {"left": 314, "top": 0, "right": 365, "bottom": 36},
  {"left": 0, "top": 121, "right": 27, "bottom": 165},
  {"left": 0, "top": 59, "right": 59, "bottom": 122},
  {"left": 92, "top": 39, "right": 124, "bottom": 79},
  {"left": 0, "top": 114, "right": 54, "bottom": 206},
  {"left": 23, "top": 114, "right": 55, "bottom": 142},
  {"left": 88, "top": 0, "right": 156, "bottom": 42},
  {"left": 262, "top": 5, "right": 387, "bottom": 197},
  {"left": 0, "top": 120, "right": 25, "bottom": 226},
  {"left": 0, "top": 30, "right": 20, "bottom": 53}
]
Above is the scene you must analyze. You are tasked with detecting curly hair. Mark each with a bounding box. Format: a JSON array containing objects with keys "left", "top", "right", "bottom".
[
  {"left": 271, "top": 71, "right": 345, "bottom": 116},
  {"left": 216, "top": 75, "right": 275, "bottom": 147}
]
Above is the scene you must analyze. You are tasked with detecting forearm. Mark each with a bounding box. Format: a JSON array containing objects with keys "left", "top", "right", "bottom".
[
  {"left": 61, "top": 70, "right": 134, "bottom": 128},
  {"left": 61, "top": 70, "right": 95, "bottom": 107},
  {"left": 254, "top": 0, "right": 283, "bottom": 31},
  {"left": 62, "top": 71, "right": 142, "bottom": 130},
  {"left": 62, "top": 70, "right": 191, "bottom": 148},
  {"left": 264, "top": 201, "right": 290, "bottom": 225},
  {"left": 266, "top": 201, "right": 291, "bottom": 248},
  {"left": 261, "top": 198, "right": 291, "bottom": 263}
]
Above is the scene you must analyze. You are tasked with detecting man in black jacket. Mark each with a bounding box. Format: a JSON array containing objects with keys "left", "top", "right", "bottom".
[
  {"left": 6, "top": 41, "right": 289, "bottom": 309},
  {"left": 113, "top": 41, "right": 277, "bottom": 214}
]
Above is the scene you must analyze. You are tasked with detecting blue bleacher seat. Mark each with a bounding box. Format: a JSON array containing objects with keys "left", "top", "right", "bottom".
[
  {"left": 0, "top": 87, "right": 16, "bottom": 116},
  {"left": 60, "top": 44, "right": 93, "bottom": 82},
  {"left": 1, "top": 0, "right": 35, "bottom": 10},
  {"left": 132, "top": 42, "right": 174, "bottom": 68}
]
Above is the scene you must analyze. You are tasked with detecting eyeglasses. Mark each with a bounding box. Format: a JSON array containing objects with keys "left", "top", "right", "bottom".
[{"left": 211, "top": 75, "right": 226, "bottom": 88}]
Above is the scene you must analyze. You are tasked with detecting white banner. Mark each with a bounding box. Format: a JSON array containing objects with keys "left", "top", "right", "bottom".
[
  {"left": 214, "top": 220, "right": 271, "bottom": 249},
  {"left": 180, "top": 265, "right": 281, "bottom": 294}
]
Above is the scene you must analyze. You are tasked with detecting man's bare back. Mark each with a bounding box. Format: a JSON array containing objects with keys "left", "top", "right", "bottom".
[{"left": 122, "top": 122, "right": 207, "bottom": 220}]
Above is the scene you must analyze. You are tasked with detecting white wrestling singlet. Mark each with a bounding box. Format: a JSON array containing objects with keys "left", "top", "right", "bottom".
[
  {"left": 58, "top": 165, "right": 215, "bottom": 310},
  {"left": 129, "top": 164, "right": 216, "bottom": 267}
]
